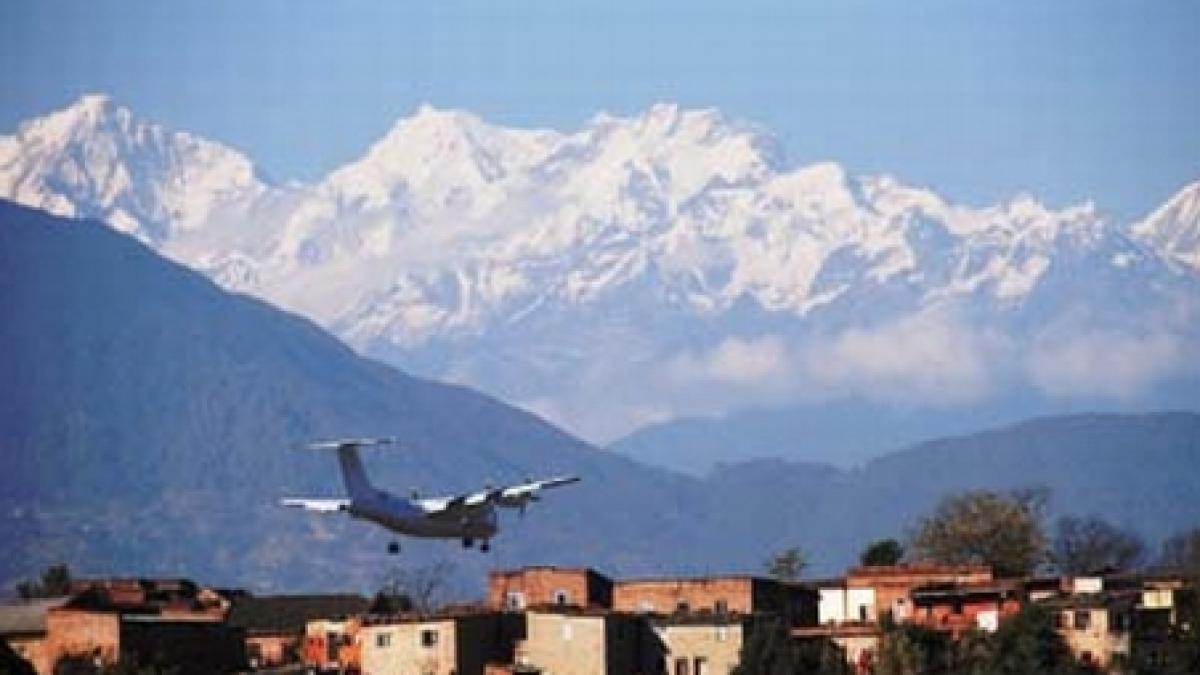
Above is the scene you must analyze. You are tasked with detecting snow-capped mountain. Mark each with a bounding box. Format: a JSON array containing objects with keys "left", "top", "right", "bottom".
[
  {"left": 0, "top": 94, "right": 267, "bottom": 244},
  {"left": 3, "top": 95, "right": 1198, "bottom": 442}
]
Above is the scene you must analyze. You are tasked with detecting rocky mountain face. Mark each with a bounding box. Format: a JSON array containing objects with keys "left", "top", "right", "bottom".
[{"left": 3, "top": 95, "right": 1198, "bottom": 447}]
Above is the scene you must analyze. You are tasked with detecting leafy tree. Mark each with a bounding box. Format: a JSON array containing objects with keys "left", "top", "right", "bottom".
[
  {"left": 16, "top": 563, "right": 72, "bottom": 599},
  {"left": 909, "top": 488, "right": 1048, "bottom": 577},
  {"left": 1051, "top": 515, "right": 1145, "bottom": 574},
  {"left": 1160, "top": 527, "right": 1200, "bottom": 576},
  {"left": 984, "top": 604, "right": 1089, "bottom": 675},
  {"left": 860, "top": 538, "right": 905, "bottom": 566},
  {"left": 875, "top": 624, "right": 954, "bottom": 675},
  {"left": 734, "top": 617, "right": 850, "bottom": 675},
  {"left": 764, "top": 547, "right": 808, "bottom": 581}
]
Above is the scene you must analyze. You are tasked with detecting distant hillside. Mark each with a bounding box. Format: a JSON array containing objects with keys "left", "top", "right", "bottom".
[
  {"left": 0, "top": 201, "right": 708, "bottom": 594},
  {"left": 700, "top": 412, "right": 1200, "bottom": 573},
  {"left": 2, "top": 200, "right": 1199, "bottom": 596}
]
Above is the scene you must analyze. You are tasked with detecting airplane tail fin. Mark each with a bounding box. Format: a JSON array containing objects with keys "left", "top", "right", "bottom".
[{"left": 299, "top": 437, "right": 395, "bottom": 500}]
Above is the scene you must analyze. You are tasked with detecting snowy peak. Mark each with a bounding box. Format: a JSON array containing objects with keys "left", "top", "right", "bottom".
[
  {"left": 0, "top": 94, "right": 266, "bottom": 243},
  {"left": 1132, "top": 180, "right": 1200, "bottom": 273},
  {"left": 324, "top": 104, "right": 561, "bottom": 214}
]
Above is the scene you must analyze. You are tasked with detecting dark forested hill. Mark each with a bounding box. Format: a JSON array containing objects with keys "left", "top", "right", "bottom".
[
  {"left": 0, "top": 201, "right": 707, "bottom": 593},
  {"left": 2, "top": 200, "right": 1198, "bottom": 597}
]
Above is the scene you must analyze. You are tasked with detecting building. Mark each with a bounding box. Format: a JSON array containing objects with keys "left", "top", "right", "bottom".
[
  {"left": 1045, "top": 592, "right": 1135, "bottom": 671},
  {"left": 304, "top": 617, "right": 363, "bottom": 673},
  {"left": 514, "top": 608, "right": 652, "bottom": 675},
  {"left": 815, "top": 578, "right": 877, "bottom": 626},
  {"left": 38, "top": 588, "right": 243, "bottom": 674},
  {"left": 651, "top": 613, "right": 749, "bottom": 675},
  {"left": 909, "top": 581, "right": 1024, "bottom": 635},
  {"left": 226, "top": 594, "right": 370, "bottom": 669},
  {"left": 358, "top": 611, "right": 519, "bottom": 675},
  {"left": 0, "top": 597, "right": 69, "bottom": 674},
  {"left": 489, "top": 567, "right": 614, "bottom": 611},
  {"left": 844, "top": 564, "right": 993, "bottom": 625},
  {"left": 613, "top": 576, "right": 816, "bottom": 628}
]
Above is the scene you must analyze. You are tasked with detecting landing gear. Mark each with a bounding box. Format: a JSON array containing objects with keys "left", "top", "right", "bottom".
[
  {"left": 387, "top": 541, "right": 401, "bottom": 555},
  {"left": 462, "top": 537, "right": 475, "bottom": 549}
]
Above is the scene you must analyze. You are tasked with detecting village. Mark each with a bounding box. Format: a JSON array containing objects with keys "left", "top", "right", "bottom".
[{"left": 2, "top": 557, "right": 1197, "bottom": 675}]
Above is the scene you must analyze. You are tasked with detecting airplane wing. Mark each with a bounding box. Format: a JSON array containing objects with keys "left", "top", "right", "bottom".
[
  {"left": 496, "top": 475, "right": 581, "bottom": 509},
  {"left": 280, "top": 498, "right": 351, "bottom": 513},
  {"left": 418, "top": 476, "right": 579, "bottom": 517}
]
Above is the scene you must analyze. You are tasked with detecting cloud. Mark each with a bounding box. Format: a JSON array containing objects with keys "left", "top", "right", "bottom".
[
  {"left": 663, "top": 335, "right": 793, "bottom": 388},
  {"left": 1027, "top": 329, "right": 1185, "bottom": 399},
  {"left": 799, "top": 309, "right": 1010, "bottom": 405}
]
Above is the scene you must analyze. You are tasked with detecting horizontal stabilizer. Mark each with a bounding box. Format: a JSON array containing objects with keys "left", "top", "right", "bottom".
[
  {"left": 299, "top": 437, "right": 396, "bottom": 451},
  {"left": 280, "top": 498, "right": 351, "bottom": 513}
]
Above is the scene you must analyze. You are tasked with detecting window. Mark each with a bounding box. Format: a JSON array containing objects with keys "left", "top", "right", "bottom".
[
  {"left": 676, "top": 600, "right": 690, "bottom": 614},
  {"left": 554, "top": 589, "right": 571, "bottom": 606},
  {"left": 506, "top": 591, "right": 526, "bottom": 610},
  {"left": 716, "top": 626, "right": 729, "bottom": 642},
  {"left": 420, "top": 629, "right": 438, "bottom": 647},
  {"left": 675, "top": 657, "right": 690, "bottom": 675},
  {"left": 694, "top": 657, "right": 708, "bottom": 675},
  {"left": 858, "top": 604, "right": 869, "bottom": 622},
  {"left": 1074, "top": 611, "right": 1090, "bottom": 630},
  {"left": 714, "top": 599, "right": 729, "bottom": 614},
  {"left": 375, "top": 633, "right": 392, "bottom": 648}
]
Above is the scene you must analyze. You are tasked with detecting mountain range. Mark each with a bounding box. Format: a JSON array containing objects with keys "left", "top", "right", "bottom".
[
  {"left": 2, "top": 94, "right": 1198, "bottom": 463},
  {"left": 2, "top": 201, "right": 1199, "bottom": 594}
]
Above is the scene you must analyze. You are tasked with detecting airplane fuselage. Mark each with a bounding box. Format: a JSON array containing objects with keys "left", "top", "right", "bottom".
[{"left": 348, "top": 490, "right": 498, "bottom": 540}]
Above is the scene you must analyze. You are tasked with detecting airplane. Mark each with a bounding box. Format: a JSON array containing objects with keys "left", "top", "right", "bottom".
[{"left": 280, "top": 437, "right": 580, "bottom": 554}]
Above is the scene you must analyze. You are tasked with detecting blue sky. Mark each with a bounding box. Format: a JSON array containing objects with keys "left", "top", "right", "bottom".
[{"left": 2, "top": 0, "right": 1197, "bottom": 221}]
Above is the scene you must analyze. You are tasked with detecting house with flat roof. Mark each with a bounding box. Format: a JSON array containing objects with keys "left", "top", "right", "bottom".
[
  {"left": 226, "top": 594, "right": 370, "bottom": 669},
  {"left": 488, "top": 567, "right": 614, "bottom": 611}
]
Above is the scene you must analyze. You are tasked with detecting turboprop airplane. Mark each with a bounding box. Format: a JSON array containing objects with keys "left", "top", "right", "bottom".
[{"left": 280, "top": 437, "right": 580, "bottom": 553}]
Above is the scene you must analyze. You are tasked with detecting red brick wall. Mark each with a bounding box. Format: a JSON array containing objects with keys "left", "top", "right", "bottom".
[
  {"left": 488, "top": 568, "right": 604, "bottom": 609},
  {"left": 44, "top": 610, "right": 121, "bottom": 669},
  {"left": 613, "top": 578, "right": 755, "bottom": 615}
]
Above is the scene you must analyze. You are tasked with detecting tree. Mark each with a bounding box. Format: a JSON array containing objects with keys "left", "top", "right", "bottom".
[
  {"left": 861, "top": 539, "right": 905, "bottom": 566},
  {"left": 874, "top": 624, "right": 954, "bottom": 675},
  {"left": 734, "top": 617, "right": 850, "bottom": 675},
  {"left": 765, "top": 547, "right": 808, "bottom": 581},
  {"left": 1051, "top": 515, "right": 1145, "bottom": 574},
  {"left": 376, "top": 559, "right": 455, "bottom": 612},
  {"left": 16, "top": 563, "right": 72, "bottom": 599},
  {"left": 984, "top": 605, "right": 1090, "bottom": 675},
  {"left": 1159, "top": 527, "right": 1200, "bottom": 576},
  {"left": 909, "top": 488, "right": 1048, "bottom": 577}
]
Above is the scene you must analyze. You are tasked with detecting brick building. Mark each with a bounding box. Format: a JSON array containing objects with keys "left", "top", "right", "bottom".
[
  {"left": 488, "top": 567, "right": 614, "bottom": 611},
  {"left": 909, "top": 581, "right": 1024, "bottom": 635},
  {"left": 844, "top": 564, "right": 993, "bottom": 624},
  {"left": 226, "top": 594, "right": 370, "bottom": 669},
  {"left": 613, "top": 575, "right": 816, "bottom": 627}
]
